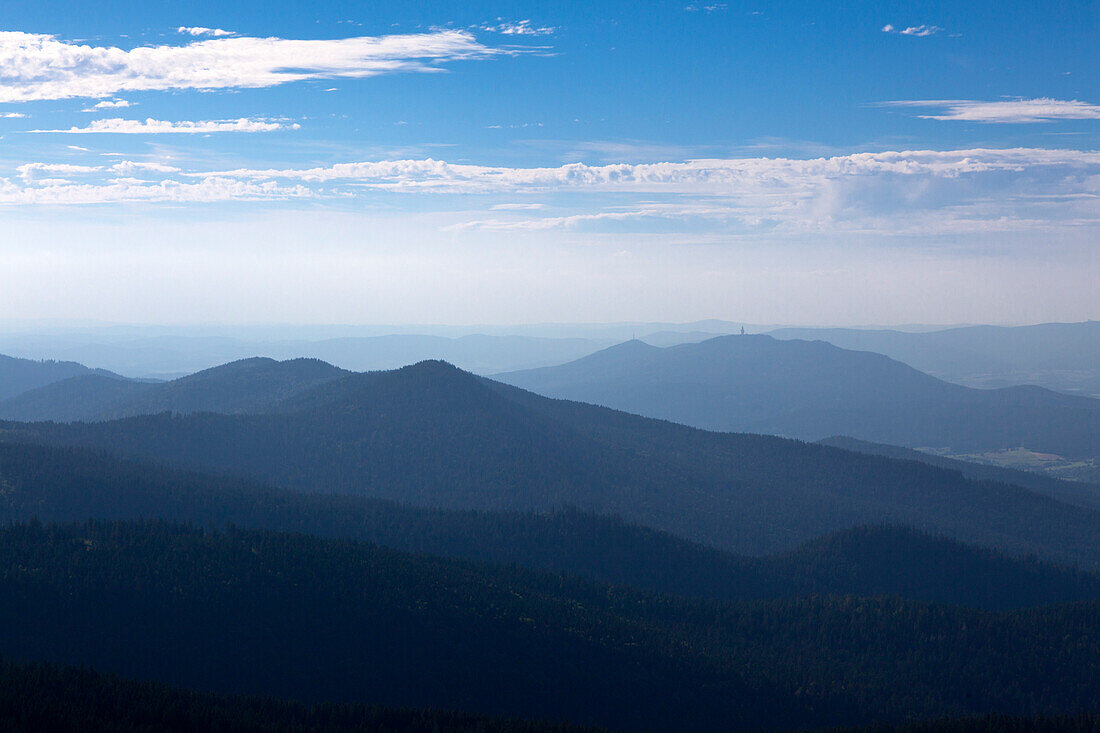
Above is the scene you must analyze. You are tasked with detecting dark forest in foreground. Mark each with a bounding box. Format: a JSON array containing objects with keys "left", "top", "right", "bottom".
[{"left": 3, "top": 520, "right": 1100, "bottom": 732}]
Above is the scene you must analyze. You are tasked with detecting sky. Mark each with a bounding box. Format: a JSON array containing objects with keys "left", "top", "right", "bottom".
[{"left": 0, "top": 0, "right": 1097, "bottom": 326}]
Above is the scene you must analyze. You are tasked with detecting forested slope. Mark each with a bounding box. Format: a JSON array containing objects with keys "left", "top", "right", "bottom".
[
  {"left": 2, "top": 521, "right": 1100, "bottom": 732},
  {"left": 2, "top": 441, "right": 1096, "bottom": 610}
]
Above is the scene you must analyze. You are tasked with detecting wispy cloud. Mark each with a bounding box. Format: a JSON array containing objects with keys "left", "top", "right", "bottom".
[
  {"left": 31, "top": 117, "right": 300, "bottom": 134},
  {"left": 879, "top": 98, "right": 1100, "bottom": 123},
  {"left": 490, "top": 203, "right": 546, "bottom": 210},
  {"left": 479, "top": 20, "right": 556, "bottom": 36},
  {"left": 0, "top": 30, "right": 511, "bottom": 103},
  {"left": 882, "top": 24, "right": 942, "bottom": 37},
  {"left": 2, "top": 112, "right": 26, "bottom": 118},
  {"left": 177, "top": 26, "right": 235, "bottom": 37}
]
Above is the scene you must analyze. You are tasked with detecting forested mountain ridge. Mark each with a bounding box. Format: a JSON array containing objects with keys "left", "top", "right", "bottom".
[
  {"left": 0, "top": 353, "right": 124, "bottom": 402},
  {"left": 494, "top": 335, "right": 1100, "bottom": 459},
  {"left": 0, "top": 357, "right": 349, "bottom": 423},
  {"left": 3, "top": 360, "right": 1099, "bottom": 567},
  {"left": 817, "top": 436, "right": 1100, "bottom": 510},
  {"left": 2, "top": 441, "right": 1096, "bottom": 610},
  {"left": 3, "top": 520, "right": 1100, "bottom": 732},
  {"left": 768, "top": 321, "right": 1100, "bottom": 397}
]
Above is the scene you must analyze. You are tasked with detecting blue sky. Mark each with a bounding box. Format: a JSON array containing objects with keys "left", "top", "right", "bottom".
[{"left": 0, "top": 1, "right": 1097, "bottom": 325}]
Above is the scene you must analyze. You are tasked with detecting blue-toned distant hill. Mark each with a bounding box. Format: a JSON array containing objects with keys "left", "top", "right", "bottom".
[
  {"left": 495, "top": 335, "right": 1100, "bottom": 462},
  {"left": 4, "top": 359, "right": 1100, "bottom": 568},
  {"left": 0, "top": 332, "right": 616, "bottom": 380},
  {"left": 0, "top": 353, "right": 125, "bottom": 402},
  {"left": 768, "top": 321, "right": 1100, "bottom": 397},
  {"left": 0, "top": 357, "right": 348, "bottom": 422}
]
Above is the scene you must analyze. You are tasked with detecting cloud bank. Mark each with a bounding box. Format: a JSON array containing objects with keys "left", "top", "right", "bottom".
[{"left": 2, "top": 149, "right": 1095, "bottom": 242}]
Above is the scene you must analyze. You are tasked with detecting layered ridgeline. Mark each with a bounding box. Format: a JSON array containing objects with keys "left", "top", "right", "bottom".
[
  {"left": 2, "top": 360, "right": 1099, "bottom": 566},
  {"left": 0, "top": 353, "right": 124, "bottom": 402},
  {"left": 0, "top": 357, "right": 349, "bottom": 423},
  {"left": 818, "top": 436, "right": 1100, "bottom": 511},
  {"left": 768, "top": 321, "right": 1100, "bottom": 397},
  {"left": 2, "top": 441, "right": 1097, "bottom": 610},
  {"left": 2, "top": 520, "right": 1100, "bottom": 732},
  {"left": 495, "top": 335, "right": 1100, "bottom": 461},
  {"left": 0, "top": 332, "right": 618, "bottom": 379}
]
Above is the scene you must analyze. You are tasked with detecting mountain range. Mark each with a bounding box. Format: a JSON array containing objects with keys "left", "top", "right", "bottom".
[
  {"left": 0, "top": 353, "right": 124, "bottom": 402},
  {"left": 496, "top": 335, "right": 1100, "bottom": 461},
  {"left": 0, "top": 357, "right": 347, "bottom": 422},
  {"left": 768, "top": 321, "right": 1100, "bottom": 397},
  {"left": 4, "top": 358, "right": 1099, "bottom": 567}
]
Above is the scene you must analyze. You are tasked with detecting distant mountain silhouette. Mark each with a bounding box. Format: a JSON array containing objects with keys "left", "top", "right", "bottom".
[
  {"left": 0, "top": 332, "right": 616, "bottom": 378},
  {"left": 768, "top": 321, "right": 1100, "bottom": 397},
  {"left": 0, "top": 353, "right": 123, "bottom": 402},
  {"left": 5, "top": 360, "right": 1100, "bottom": 568},
  {"left": 0, "top": 357, "right": 349, "bottom": 422},
  {"left": 495, "top": 335, "right": 1100, "bottom": 459},
  {"left": 3, "top": 440, "right": 1095, "bottom": 610},
  {"left": 818, "top": 436, "right": 1100, "bottom": 510}
]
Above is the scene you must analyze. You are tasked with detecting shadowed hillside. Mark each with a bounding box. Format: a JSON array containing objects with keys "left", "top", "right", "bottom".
[
  {"left": 0, "top": 353, "right": 124, "bottom": 402},
  {"left": 2, "top": 441, "right": 1096, "bottom": 610}
]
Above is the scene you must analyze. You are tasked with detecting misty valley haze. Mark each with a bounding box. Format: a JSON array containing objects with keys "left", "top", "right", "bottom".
[{"left": 0, "top": 0, "right": 1097, "bottom": 731}]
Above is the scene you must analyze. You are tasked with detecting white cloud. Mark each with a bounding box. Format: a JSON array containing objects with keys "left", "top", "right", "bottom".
[
  {"left": 882, "top": 24, "right": 942, "bottom": 36},
  {"left": 479, "top": 20, "right": 556, "bottom": 36},
  {"left": 17, "top": 162, "right": 102, "bottom": 180},
  {"left": 0, "top": 175, "right": 311, "bottom": 204},
  {"left": 93, "top": 99, "right": 132, "bottom": 108},
  {"left": 2, "top": 148, "right": 1096, "bottom": 240},
  {"left": 32, "top": 117, "right": 301, "bottom": 134},
  {"left": 0, "top": 30, "right": 508, "bottom": 102},
  {"left": 880, "top": 98, "right": 1100, "bottom": 123},
  {"left": 188, "top": 149, "right": 1100, "bottom": 195},
  {"left": 110, "top": 161, "right": 181, "bottom": 175},
  {"left": 2, "top": 112, "right": 25, "bottom": 118},
  {"left": 178, "top": 26, "right": 235, "bottom": 37},
  {"left": 490, "top": 202, "right": 545, "bottom": 210}
]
